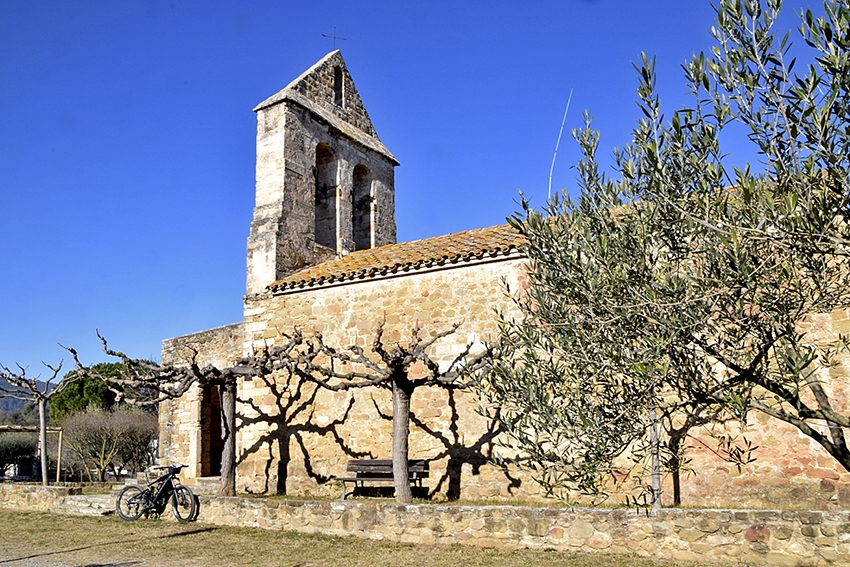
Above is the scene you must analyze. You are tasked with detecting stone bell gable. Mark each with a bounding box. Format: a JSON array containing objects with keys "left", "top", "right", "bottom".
[{"left": 247, "top": 50, "right": 399, "bottom": 295}]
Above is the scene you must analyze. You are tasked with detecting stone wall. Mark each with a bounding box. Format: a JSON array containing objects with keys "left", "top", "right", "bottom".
[
  {"left": 280, "top": 102, "right": 396, "bottom": 255},
  {"left": 237, "top": 260, "right": 850, "bottom": 509},
  {"left": 671, "top": 308, "right": 850, "bottom": 511},
  {"left": 162, "top": 322, "right": 244, "bottom": 368},
  {"left": 237, "top": 256, "right": 527, "bottom": 499},
  {"left": 2, "top": 483, "right": 848, "bottom": 565},
  {"left": 0, "top": 484, "right": 80, "bottom": 511},
  {"left": 281, "top": 50, "right": 378, "bottom": 137},
  {"left": 196, "top": 496, "right": 850, "bottom": 566}
]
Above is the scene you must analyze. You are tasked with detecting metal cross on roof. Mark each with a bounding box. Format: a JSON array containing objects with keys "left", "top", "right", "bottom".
[{"left": 322, "top": 27, "right": 348, "bottom": 50}]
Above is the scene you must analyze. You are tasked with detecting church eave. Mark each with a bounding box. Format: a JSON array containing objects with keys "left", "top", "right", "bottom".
[
  {"left": 268, "top": 249, "right": 523, "bottom": 296},
  {"left": 266, "top": 223, "right": 525, "bottom": 295}
]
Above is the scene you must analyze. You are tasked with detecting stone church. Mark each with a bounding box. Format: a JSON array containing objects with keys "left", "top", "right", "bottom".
[{"left": 159, "top": 51, "right": 850, "bottom": 508}]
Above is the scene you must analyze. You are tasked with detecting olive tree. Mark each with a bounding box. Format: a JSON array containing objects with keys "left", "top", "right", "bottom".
[{"left": 479, "top": 0, "right": 850, "bottom": 506}]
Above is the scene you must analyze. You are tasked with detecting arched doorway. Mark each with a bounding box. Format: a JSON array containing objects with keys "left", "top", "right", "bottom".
[{"left": 200, "top": 385, "right": 223, "bottom": 477}]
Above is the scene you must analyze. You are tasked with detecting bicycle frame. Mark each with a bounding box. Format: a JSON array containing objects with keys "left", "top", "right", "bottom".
[
  {"left": 116, "top": 463, "right": 196, "bottom": 522},
  {"left": 146, "top": 469, "right": 179, "bottom": 507}
]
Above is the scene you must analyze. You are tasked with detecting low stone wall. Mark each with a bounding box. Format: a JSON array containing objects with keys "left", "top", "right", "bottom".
[
  {"left": 197, "top": 497, "right": 849, "bottom": 566},
  {"left": 0, "top": 484, "right": 81, "bottom": 511},
  {"left": 2, "top": 484, "right": 848, "bottom": 565}
]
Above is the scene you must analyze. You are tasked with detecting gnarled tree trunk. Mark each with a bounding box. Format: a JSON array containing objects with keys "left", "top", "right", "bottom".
[
  {"left": 391, "top": 376, "right": 413, "bottom": 504},
  {"left": 218, "top": 379, "right": 237, "bottom": 497}
]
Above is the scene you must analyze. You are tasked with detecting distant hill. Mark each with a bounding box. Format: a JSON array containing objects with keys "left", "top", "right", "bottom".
[
  {"left": 0, "top": 396, "right": 26, "bottom": 413},
  {"left": 0, "top": 378, "right": 48, "bottom": 413}
]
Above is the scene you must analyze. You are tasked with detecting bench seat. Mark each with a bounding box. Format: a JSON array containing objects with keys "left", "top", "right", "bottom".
[{"left": 334, "top": 459, "right": 429, "bottom": 499}]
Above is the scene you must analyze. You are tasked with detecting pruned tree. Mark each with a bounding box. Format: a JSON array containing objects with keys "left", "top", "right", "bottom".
[
  {"left": 479, "top": 0, "right": 850, "bottom": 507},
  {"left": 64, "top": 333, "right": 255, "bottom": 497},
  {"left": 259, "top": 323, "right": 491, "bottom": 504},
  {"left": 0, "top": 363, "right": 73, "bottom": 485}
]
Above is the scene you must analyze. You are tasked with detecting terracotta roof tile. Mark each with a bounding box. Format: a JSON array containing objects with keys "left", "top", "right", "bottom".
[{"left": 268, "top": 223, "right": 523, "bottom": 293}]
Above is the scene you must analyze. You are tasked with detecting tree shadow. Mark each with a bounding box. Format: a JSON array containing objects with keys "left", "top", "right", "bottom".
[
  {"left": 372, "top": 387, "right": 521, "bottom": 500},
  {"left": 162, "top": 527, "right": 215, "bottom": 538},
  {"left": 0, "top": 527, "right": 218, "bottom": 565},
  {"left": 236, "top": 368, "right": 370, "bottom": 495}
]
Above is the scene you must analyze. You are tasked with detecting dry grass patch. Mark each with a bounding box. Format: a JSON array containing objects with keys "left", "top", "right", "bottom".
[{"left": 0, "top": 509, "right": 732, "bottom": 567}]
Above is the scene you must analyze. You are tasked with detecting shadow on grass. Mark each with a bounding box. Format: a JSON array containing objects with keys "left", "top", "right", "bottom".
[
  {"left": 163, "top": 527, "right": 216, "bottom": 538},
  {"left": 0, "top": 527, "right": 217, "bottom": 564}
]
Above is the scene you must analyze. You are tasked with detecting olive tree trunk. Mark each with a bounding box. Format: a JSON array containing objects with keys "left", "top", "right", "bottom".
[{"left": 649, "top": 408, "right": 661, "bottom": 513}]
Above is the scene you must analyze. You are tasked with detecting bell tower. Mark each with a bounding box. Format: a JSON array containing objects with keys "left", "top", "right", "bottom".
[{"left": 246, "top": 51, "right": 398, "bottom": 295}]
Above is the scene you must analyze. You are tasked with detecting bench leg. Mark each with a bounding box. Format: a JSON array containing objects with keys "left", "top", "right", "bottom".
[{"left": 340, "top": 481, "right": 355, "bottom": 500}]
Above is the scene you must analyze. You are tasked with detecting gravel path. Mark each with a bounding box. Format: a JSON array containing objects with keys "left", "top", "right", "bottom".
[
  {"left": 0, "top": 556, "right": 69, "bottom": 567},
  {"left": 0, "top": 553, "right": 144, "bottom": 567}
]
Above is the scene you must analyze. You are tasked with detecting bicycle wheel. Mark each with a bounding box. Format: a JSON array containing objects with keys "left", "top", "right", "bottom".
[
  {"left": 171, "top": 485, "right": 196, "bottom": 522},
  {"left": 116, "top": 485, "right": 147, "bottom": 521}
]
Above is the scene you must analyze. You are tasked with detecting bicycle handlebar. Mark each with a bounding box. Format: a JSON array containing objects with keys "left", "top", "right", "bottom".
[{"left": 145, "top": 464, "right": 187, "bottom": 472}]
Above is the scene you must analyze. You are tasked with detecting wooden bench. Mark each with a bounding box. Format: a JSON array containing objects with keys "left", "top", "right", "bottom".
[{"left": 334, "top": 459, "right": 429, "bottom": 499}]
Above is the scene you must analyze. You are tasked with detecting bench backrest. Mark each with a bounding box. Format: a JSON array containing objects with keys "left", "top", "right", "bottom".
[{"left": 346, "top": 459, "right": 429, "bottom": 479}]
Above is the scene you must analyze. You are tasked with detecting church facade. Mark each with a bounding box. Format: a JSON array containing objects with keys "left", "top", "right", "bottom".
[
  {"left": 159, "top": 51, "right": 850, "bottom": 508},
  {"left": 159, "top": 51, "right": 528, "bottom": 500}
]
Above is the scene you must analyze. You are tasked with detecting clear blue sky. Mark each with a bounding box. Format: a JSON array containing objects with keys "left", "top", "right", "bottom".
[{"left": 0, "top": 0, "right": 808, "bottom": 374}]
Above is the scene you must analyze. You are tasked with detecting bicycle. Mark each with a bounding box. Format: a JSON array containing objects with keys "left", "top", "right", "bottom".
[{"left": 115, "top": 463, "right": 196, "bottom": 522}]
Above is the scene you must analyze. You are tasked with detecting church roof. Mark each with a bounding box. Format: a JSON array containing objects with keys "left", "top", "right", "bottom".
[
  {"left": 254, "top": 51, "right": 398, "bottom": 165},
  {"left": 268, "top": 223, "right": 523, "bottom": 293}
]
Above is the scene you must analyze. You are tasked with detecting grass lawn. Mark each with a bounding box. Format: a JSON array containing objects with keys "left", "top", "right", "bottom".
[{"left": 0, "top": 509, "right": 735, "bottom": 567}]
